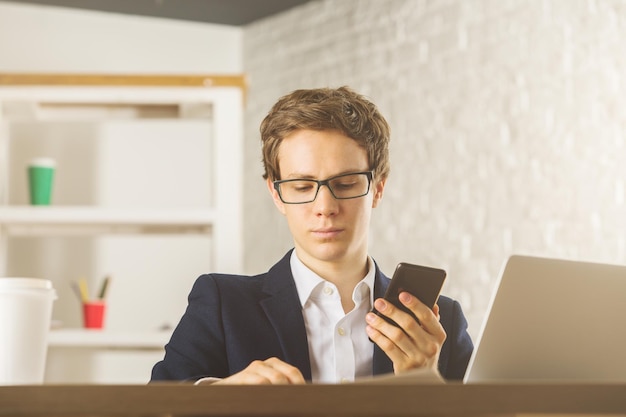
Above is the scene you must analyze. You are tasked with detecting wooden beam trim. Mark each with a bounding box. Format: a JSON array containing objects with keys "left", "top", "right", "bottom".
[{"left": 0, "top": 73, "right": 247, "bottom": 89}]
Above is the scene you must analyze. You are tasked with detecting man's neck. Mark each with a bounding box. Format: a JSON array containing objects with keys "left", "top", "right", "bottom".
[{"left": 295, "top": 249, "right": 370, "bottom": 313}]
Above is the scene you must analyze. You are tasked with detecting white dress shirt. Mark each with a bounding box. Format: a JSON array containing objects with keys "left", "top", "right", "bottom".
[{"left": 290, "top": 251, "right": 375, "bottom": 383}]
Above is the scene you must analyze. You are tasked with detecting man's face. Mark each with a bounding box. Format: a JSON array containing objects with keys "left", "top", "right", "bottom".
[{"left": 267, "top": 129, "right": 385, "bottom": 269}]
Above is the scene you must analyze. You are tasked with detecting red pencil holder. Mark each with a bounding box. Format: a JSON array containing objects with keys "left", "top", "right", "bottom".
[{"left": 83, "top": 301, "right": 106, "bottom": 329}]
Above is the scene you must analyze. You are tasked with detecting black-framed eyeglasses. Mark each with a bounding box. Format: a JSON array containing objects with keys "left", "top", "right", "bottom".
[{"left": 273, "top": 171, "right": 373, "bottom": 204}]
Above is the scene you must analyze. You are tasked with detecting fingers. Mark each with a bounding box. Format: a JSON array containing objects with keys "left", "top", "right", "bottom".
[
  {"left": 366, "top": 309, "right": 412, "bottom": 359},
  {"left": 398, "top": 293, "right": 445, "bottom": 340},
  {"left": 366, "top": 293, "right": 446, "bottom": 373},
  {"left": 216, "top": 357, "right": 306, "bottom": 385}
]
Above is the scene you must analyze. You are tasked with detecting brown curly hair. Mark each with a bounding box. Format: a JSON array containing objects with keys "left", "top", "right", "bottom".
[{"left": 260, "top": 86, "right": 390, "bottom": 182}]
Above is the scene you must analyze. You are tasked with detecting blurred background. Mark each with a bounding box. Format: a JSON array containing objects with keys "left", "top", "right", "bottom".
[{"left": 0, "top": 0, "right": 624, "bottom": 382}]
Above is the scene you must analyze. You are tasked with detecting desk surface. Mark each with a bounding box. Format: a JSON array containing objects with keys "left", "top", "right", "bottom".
[{"left": 1, "top": 382, "right": 625, "bottom": 417}]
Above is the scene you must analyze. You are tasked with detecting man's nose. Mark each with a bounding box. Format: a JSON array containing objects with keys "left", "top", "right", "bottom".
[{"left": 313, "top": 184, "right": 338, "bottom": 214}]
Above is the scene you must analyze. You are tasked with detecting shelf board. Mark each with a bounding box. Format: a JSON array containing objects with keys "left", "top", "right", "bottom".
[
  {"left": 48, "top": 328, "right": 170, "bottom": 350},
  {"left": 0, "top": 206, "right": 214, "bottom": 235}
]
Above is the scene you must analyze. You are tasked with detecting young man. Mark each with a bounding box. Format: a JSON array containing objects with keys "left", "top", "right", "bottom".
[{"left": 151, "top": 87, "right": 473, "bottom": 384}]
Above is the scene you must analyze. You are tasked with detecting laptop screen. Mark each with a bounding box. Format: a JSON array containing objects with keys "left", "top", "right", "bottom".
[{"left": 464, "top": 255, "right": 626, "bottom": 383}]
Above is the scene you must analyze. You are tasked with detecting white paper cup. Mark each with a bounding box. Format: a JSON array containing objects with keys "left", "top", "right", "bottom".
[{"left": 0, "top": 278, "right": 57, "bottom": 385}]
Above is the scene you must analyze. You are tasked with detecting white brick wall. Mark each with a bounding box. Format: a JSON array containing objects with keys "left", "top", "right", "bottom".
[{"left": 243, "top": 0, "right": 626, "bottom": 339}]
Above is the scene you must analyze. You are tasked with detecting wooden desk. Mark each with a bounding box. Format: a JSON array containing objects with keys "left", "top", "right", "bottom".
[{"left": 0, "top": 383, "right": 625, "bottom": 417}]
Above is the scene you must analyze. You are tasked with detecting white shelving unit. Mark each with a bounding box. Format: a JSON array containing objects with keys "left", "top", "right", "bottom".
[
  {"left": 0, "top": 206, "right": 215, "bottom": 235},
  {"left": 0, "top": 74, "right": 244, "bottom": 381},
  {"left": 48, "top": 328, "right": 171, "bottom": 349}
]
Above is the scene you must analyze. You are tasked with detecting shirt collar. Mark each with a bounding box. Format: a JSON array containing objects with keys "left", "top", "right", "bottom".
[{"left": 290, "top": 250, "right": 376, "bottom": 308}]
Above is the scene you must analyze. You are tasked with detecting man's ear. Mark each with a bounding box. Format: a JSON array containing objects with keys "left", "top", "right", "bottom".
[
  {"left": 267, "top": 178, "right": 287, "bottom": 214},
  {"left": 372, "top": 177, "right": 386, "bottom": 208}
]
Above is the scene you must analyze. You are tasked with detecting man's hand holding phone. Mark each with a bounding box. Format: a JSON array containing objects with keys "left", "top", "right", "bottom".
[{"left": 366, "top": 263, "right": 448, "bottom": 374}]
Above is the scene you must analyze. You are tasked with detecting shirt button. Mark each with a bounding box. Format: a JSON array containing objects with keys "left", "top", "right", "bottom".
[
  {"left": 323, "top": 286, "right": 334, "bottom": 295},
  {"left": 337, "top": 327, "right": 346, "bottom": 336}
]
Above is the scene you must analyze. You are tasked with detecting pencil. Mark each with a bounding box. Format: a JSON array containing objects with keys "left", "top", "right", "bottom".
[
  {"left": 98, "top": 275, "right": 111, "bottom": 300},
  {"left": 70, "top": 281, "right": 83, "bottom": 303},
  {"left": 78, "top": 278, "right": 90, "bottom": 303}
]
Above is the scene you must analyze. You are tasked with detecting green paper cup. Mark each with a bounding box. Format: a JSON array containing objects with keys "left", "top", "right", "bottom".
[{"left": 28, "top": 158, "right": 56, "bottom": 205}]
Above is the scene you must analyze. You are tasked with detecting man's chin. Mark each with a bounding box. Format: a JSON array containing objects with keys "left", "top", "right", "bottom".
[{"left": 310, "top": 242, "right": 350, "bottom": 262}]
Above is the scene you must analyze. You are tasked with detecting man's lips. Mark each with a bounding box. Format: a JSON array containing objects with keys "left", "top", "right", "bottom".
[{"left": 311, "top": 228, "right": 343, "bottom": 238}]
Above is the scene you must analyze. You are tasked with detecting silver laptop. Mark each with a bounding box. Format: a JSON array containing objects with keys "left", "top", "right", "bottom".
[{"left": 464, "top": 254, "right": 626, "bottom": 383}]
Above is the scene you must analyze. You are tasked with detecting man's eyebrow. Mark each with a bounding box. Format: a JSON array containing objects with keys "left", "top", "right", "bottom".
[{"left": 283, "top": 173, "right": 315, "bottom": 180}]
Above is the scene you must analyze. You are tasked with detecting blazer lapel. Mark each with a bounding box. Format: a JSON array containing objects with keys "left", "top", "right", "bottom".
[
  {"left": 372, "top": 267, "right": 394, "bottom": 375},
  {"left": 259, "top": 251, "right": 312, "bottom": 381}
]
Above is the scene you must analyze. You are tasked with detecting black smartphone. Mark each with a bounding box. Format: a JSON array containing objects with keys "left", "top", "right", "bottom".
[{"left": 373, "top": 262, "right": 447, "bottom": 327}]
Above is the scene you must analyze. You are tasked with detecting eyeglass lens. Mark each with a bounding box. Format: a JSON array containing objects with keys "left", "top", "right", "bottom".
[{"left": 277, "top": 172, "right": 371, "bottom": 203}]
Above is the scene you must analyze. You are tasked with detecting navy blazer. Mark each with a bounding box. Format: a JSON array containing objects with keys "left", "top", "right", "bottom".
[{"left": 151, "top": 250, "right": 473, "bottom": 382}]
